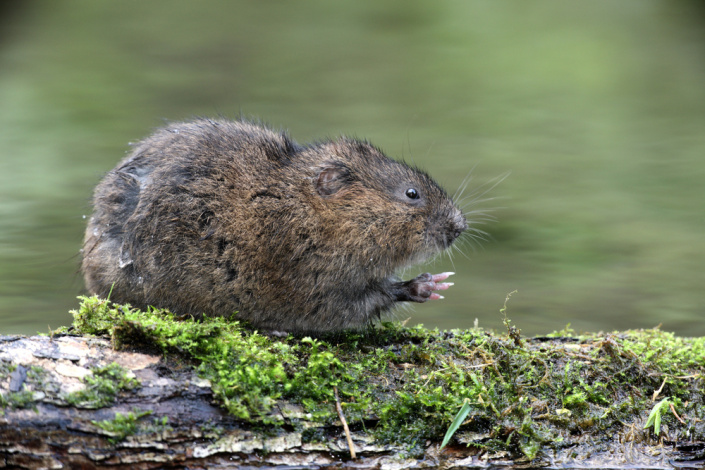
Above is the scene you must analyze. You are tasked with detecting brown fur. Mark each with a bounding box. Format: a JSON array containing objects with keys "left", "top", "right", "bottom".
[{"left": 82, "top": 119, "right": 467, "bottom": 332}]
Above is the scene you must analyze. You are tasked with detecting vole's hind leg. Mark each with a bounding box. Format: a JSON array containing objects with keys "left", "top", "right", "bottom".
[{"left": 391, "top": 272, "right": 455, "bottom": 303}]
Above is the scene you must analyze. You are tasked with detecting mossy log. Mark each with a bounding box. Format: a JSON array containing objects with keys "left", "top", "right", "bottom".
[{"left": 0, "top": 297, "right": 704, "bottom": 469}]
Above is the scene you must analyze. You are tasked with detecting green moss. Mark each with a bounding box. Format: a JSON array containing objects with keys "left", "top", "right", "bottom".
[
  {"left": 93, "top": 409, "right": 170, "bottom": 444},
  {"left": 618, "top": 329, "right": 705, "bottom": 373},
  {"left": 69, "top": 295, "right": 705, "bottom": 460},
  {"left": 66, "top": 362, "right": 140, "bottom": 408},
  {"left": 0, "top": 389, "right": 37, "bottom": 411},
  {"left": 0, "top": 360, "right": 16, "bottom": 378},
  {"left": 0, "top": 363, "right": 50, "bottom": 412}
]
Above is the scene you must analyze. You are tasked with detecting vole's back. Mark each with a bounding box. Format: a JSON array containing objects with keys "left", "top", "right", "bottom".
[{"left": 82, "top": 119, "right": 467, "bottom": 332}]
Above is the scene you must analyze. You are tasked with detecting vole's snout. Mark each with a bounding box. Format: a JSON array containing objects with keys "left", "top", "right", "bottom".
[
  {"left": 432, "top": 209, "right": 467, "bottom": 249},
  {"left": 453, "top": 215, "right": 468, "bottom": 240},
  {"left": 450, "top": 211, "right": 468, "bottom": 242}
]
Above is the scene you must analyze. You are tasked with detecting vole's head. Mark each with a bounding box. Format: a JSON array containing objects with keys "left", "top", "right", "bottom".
[{"left": 308, "top": 138, "right": 467, "bottom": 273}]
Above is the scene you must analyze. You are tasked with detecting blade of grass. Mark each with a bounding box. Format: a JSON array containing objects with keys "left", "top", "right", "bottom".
[{"left": 441, "top": 400, "right": 472, "bottom": 449}]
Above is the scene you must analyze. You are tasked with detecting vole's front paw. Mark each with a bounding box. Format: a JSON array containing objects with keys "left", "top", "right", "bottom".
[{"left": 398, "top": 272, "right": 455, "bottom": 303}]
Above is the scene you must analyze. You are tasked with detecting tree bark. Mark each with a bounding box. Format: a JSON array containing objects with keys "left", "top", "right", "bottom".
[{"left": 1, "top": 334, "right": 703, "bottom": 469}]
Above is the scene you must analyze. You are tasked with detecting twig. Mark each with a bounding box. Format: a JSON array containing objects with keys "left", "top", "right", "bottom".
[
  {"left": 652, "top": 377, "right": 667, "bottom": 401},
  {"left": 334, "top": 386, "right": 356, "bottom": 459},
  {"left": 669, "top": 403, "right": 686, "bottom": 425}
]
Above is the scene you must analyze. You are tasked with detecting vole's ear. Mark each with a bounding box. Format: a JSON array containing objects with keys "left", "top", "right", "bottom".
[{"left": 316, "top": 164, "right": 350, "bottom": 197}]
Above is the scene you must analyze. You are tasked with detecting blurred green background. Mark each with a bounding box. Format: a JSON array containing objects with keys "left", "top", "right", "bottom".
[{"left": 1, "top": 1, "right": 703, "bottom": 336}]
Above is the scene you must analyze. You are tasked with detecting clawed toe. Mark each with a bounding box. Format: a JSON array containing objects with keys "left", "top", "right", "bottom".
[{"left": 402, "top": 272, "right": 456, "bottom": 303}]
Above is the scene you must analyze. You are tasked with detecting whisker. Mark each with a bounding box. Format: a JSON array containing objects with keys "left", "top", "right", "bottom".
[
  {"left": 454, "top": 171, "right": 510, "bottom": 208},
  {"left": 445, "top": 243, "right": 457, "bottom": 271},
  {"left": 456, "top": 243, "right": 472, "bottom": 261},
  {"left": 463, "top": 209, "right": 497, "bottom": 219},
  {"left": 451, "top": 240, "right": 470, "bottom": 261},
  {"left": 452, "top": 164, "right": 479, "bottom": 201},
  {"left": 458, "top": 193, "right": 504, "bottom": 206}
]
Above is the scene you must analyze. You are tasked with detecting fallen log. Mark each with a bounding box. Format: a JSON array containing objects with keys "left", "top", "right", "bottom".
[{"left": 0, "top": 296, "right": 703, "bottom": 469}]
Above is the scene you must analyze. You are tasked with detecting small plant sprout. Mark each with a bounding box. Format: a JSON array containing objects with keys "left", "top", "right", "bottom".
[
  {"left": 500, "top": 290, "right": 522, "bottom": 347},
  {"left": 644, "top": 397, "right": 672, "bottom": 436}
]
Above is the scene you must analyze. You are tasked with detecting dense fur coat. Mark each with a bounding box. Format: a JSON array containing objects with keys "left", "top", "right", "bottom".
[{"left": 82, "top": 119, "right": 467, "bottom": 332}]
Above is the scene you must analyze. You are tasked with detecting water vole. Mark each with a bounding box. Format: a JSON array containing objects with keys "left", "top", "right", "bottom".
[{"left": 82, "top": 119, "right": 468, "bottom": 333}]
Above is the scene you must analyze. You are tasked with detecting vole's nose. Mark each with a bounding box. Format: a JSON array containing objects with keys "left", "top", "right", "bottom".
[
  {"left": 442, "top": 211, "right": 467, "bottom": 247},
  {"left": 450, "top": 212, "right": 467, "bottom": 241}
]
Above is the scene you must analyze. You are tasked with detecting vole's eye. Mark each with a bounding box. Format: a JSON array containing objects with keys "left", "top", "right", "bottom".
[{"left": 405, "top": 188, "right": 419, "bottom": 200}]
